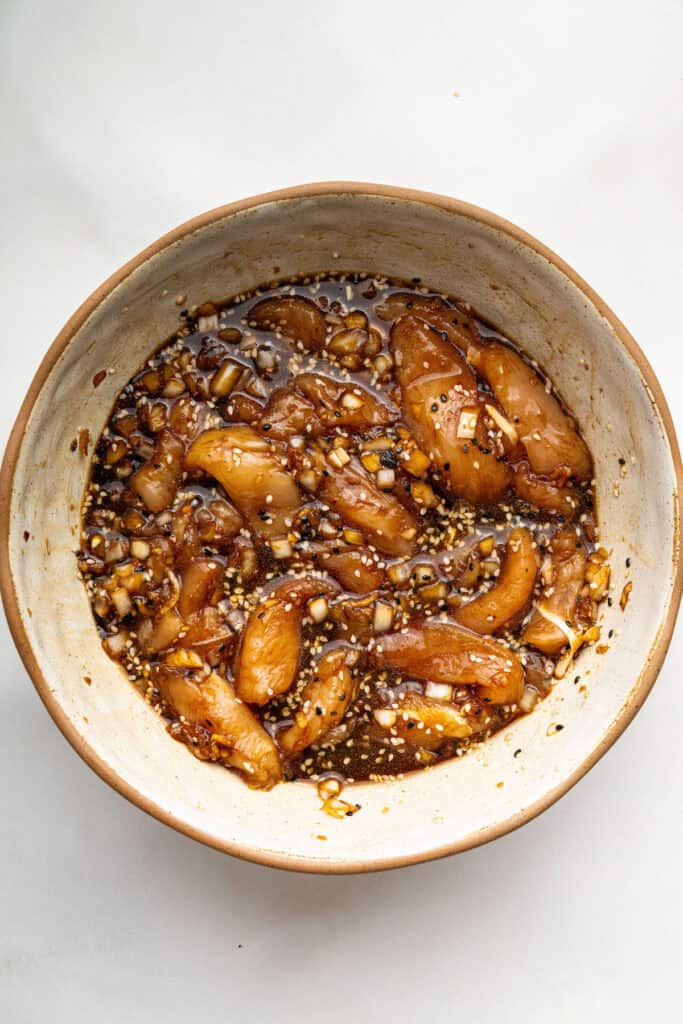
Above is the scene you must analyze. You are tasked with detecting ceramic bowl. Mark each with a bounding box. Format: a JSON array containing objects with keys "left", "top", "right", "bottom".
[{"left": 1, "top": 183, "right": 681, "bottom": 872}]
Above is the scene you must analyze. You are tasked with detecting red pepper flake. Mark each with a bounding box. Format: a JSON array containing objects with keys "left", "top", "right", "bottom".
[
  {"left": 315, "top": 834, "right": 328, "bottom": 841},
  {"left": 92, "top": 370, "right": 107, "bottom": 388},
  {"left": 23, "top": 530, "right": 30, "bottom": 542},
  {"left": 83, "top": 675, "right": 92, "bottom": 686}
]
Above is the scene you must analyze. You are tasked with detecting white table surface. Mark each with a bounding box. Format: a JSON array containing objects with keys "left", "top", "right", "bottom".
[{"left": 2, "top": 1, "right": 682, "bottom": 1020}]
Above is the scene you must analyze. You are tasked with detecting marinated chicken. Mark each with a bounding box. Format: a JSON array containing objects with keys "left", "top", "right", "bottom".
[{"left": 80, "top": 276, "right": 608, "bottom": 790}]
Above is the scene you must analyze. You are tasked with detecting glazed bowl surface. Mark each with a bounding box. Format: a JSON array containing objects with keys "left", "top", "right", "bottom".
[{"left": 1, "top": 183, "right": 680, "bottom": 872}]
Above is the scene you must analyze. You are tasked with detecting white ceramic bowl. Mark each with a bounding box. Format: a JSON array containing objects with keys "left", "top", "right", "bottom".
[{"left": 2, "top": 183, "right": 681, "bottom": 872}]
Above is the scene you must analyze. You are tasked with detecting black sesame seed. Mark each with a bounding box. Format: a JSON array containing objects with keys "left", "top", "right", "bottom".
[{"left": 380, "top": 450, "right": 397, "bottom": 469}]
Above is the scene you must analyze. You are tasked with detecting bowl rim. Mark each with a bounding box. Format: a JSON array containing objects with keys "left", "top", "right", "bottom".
[{"left": 1, "top": 181, "right": 681, "bottom": 873}]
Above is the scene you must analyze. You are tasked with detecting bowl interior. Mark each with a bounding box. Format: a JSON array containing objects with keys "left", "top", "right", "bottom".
[{"left": 4, "top": 188, "right": 680, "bottom": 870}]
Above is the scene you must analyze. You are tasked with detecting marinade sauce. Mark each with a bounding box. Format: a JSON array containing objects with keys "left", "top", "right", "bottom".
[{"left": 79, "top": 273, "right": 609, "bottom": 791}]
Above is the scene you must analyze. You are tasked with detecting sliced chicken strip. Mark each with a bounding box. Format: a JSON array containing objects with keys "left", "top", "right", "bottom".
[
  {"left": 279, "top": 645, "right": 360, "bottom": 756},
  {"left": 236, "top": 576, "right": 340, "bottom": 704},
  {"left": 467, "top": 338, "right": 592, "bottom": 481},
  {"left": 373, "top": 618, "right": 524, "bottom": 705},
  {"left": 391, "top": 316, "right": 511, "bottom": 504},
  {"left": 185, "top": 425, "right": 300, "bottom": 539},
  {"left": 155, "top": 666, "right": 282, "bottom": 790}
]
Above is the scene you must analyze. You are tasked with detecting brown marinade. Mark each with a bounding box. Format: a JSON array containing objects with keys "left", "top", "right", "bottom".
[{"left": 79, "top": 273, "right": 610, "bottom": 790}]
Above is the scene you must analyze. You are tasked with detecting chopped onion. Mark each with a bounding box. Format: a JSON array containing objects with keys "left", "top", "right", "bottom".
[
  {"left": 270, "top": 538, "right": 293, "bottom": 559},
  {"left": 456, "top": 408, "right": 479, "bottom": 439},
  {"left": 411, "top": 480, "right": 438, "bottom": 507},
  {"left": 198, "top": 313, "right": 219, "bottom": 331},
  {"left": 240, "top": 546, "right": 258, "bottom": 579},
  {"left": 360, "top": 451, "right": 381, "bottom": 473},
  {"left": 341, "top": 391, "right": 363, "bottom": 410},
  {"left": 246, "top": 375, "right": 268, "bottom": 398},
  {"left": 419, "top": 581, "right": 448, "bottom": 603},
  {"left": 519, "top": 685, "right": 539, "bottom": 712},
  {"left": 403, "top": 448, "right": 431, "bottom": 477},
  {"left": 104, "top": 538, "right": 127, "bottom": 564},
  {"left": 388, "top": 561, "right": 411, "bottom": 585},
  {"left": 413, "top": 563, "right": 435, "bottom": 584},
  {"left": 317, "top": 777, "right": 342, "bottom": 800},
  {"left": 256, "top": 347, "right": 278, "bottom": 374},
  {"left": 373, "top": 353, "right": 393, "bottom": 375},
  {"left": 373, "top": 601, "right": 394, "bottom": 633},
  {"left": 103, "top": 631, "right": 129, "bottom": 658},
  {"left": 111, "top": 587, "right": 132, "bottom": 618},
  {"left": 328, "top": 447, "right": 351, "bottom": 469},
  {"left": 162, "top": 378, "right": 185, "bottom": 398},
  {"left": 425, "top": 682, "right": 453, "bottom": 701},
  {"left": 376, "top": 468, "right": 395, "bottom": 489},
  {"left": 374, "top": 709, "right": 397, "bottom": 729},
  {"left": 361, "top": 436, "right": 393, "bottom": 452},
  {"left": 298, "top": 469, "right": 318, "bottom": 492},
  {"left": 225, "top": 607, "right": 246, "bottom": 631},
  {"left": 210, "top": 361, "right": 242, "bottom": 397},
  {"left": 478, "top": 536, "right": 494, "bottom": 557},
  {"left": 308, "top": 596, "right": 329, "bottom": 623},
  {"left": 165, "top": 648, "right": 204, "bottom": 669},
  {"left": 93, "top": 593, "right": 110, "bottom": 619},
  {"left": 130, "top": 539, "right": 150, "bottom": 560}
]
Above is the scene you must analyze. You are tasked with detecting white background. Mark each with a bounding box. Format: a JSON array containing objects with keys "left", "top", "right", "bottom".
[{"left": 2, "top": 1, "right": 682, "bottom": 1020}]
